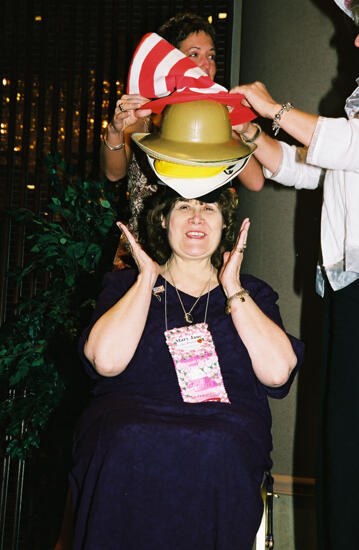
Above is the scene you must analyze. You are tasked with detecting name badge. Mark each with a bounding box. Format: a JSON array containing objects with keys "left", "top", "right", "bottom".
[{"left": 164, "top": 323, "right": 230, "bottom": 404}]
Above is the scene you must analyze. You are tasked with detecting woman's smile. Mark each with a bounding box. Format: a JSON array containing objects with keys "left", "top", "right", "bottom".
[{"left": 185, "top": 230, "right": 206, "bottom": 239}]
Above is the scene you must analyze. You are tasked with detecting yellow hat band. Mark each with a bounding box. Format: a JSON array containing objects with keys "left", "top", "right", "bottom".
[{"left": 154, "top": 159, "right": 226, "bottom": 179}]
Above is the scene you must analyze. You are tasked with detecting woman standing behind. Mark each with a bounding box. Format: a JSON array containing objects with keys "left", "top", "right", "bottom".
[
  {"left": 102, "top": 13, "right": 264, "bottom": 205},
  {"left": 232, "top": 2, "right": 359, "bottom": 547}
]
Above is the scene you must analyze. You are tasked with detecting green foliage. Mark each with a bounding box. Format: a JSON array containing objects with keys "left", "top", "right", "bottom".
[{"left": 0, "top": 154, "right": 120, "bottom": 459}]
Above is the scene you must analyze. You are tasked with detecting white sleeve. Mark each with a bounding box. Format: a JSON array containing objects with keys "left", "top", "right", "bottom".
[
  {"left": 263, "top": 141, "right": 323, "bottom": 190},
  {"left": 307, "top": 116, "right": 359, "bottom": 172}
]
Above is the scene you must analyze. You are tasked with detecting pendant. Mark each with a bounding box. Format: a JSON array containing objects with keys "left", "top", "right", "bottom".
[{"left": 184, "top": 312, "right": 193, "bottom": 324}]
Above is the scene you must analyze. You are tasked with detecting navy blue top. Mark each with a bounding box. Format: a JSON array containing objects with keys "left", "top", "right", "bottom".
[{"left": 71, "top": 269, "right": 304, "bottom": 550}]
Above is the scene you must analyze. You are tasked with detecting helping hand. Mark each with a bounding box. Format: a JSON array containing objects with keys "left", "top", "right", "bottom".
[
  {"left": 229, "top": 82, "right": 280, "bottom": 120},
  {"left": 111, "top": 94, "right": 152, "bottom": 133},
  {"left": 218, "top": 218, "right": 250, "bottom": 297}
]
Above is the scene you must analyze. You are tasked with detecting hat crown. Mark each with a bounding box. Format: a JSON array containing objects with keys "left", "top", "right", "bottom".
[
  {"left": 160, "top": 100, "right": 232, "bottom": 145},
  {"left": 131, "top": 99, "right": 254, "bottom": 166}
]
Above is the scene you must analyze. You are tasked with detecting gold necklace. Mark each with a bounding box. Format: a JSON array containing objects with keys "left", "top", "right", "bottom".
[{"left": 166, "top": 263, "right": 213, "bottom": 324}]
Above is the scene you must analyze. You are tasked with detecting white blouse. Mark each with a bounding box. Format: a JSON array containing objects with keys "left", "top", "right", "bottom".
[{"left": 263, "top": 113, "right": 359, "bottom": 296}]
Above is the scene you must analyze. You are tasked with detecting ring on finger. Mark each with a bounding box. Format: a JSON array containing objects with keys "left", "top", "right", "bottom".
[{"left": 119, "top": 103, "right": 126, "bottom": 112}]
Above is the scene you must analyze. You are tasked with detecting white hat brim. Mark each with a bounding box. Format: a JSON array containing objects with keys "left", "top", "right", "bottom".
[{"left": 147, "top": 155, "right": 250, "bottom": 199}]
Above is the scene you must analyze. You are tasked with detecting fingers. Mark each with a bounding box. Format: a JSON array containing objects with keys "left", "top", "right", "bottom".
[
  {"left": 232, "top": 122, "right": 249, "bottom": 134},
  {"left": 117, "top": 221, "right": 135, "bottom": 246},
  {"left": 135, "top": 108, "right": 152, "bottom": 118},
  {"left": 111, "top": 105, "right": 131, "bottom": 133},
  {"left": 117, "top": 94, "right": 150, "bottom": 112},
  {"left": 222, "top": 251, "right": 230, "bottom": 263},
  {"left": 219, "top": 219, "right": 250, "bottom": 292},
  {"left": 117, "top": 222, "right": 160, "bottom": 278},
  {"left": 231, "top": 83, "right": 279, "bottom": 119},
  {"left": 111, "top": 95, "right": 152, "bottom": 133},
  {"left": 234, "top": 218, "right": 250, "bottom": 254}
]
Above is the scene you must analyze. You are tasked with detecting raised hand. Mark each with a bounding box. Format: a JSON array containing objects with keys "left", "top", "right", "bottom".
[
  {"left": 111, "top": 94, "right": 152, "bottom": 133},
  {"left": 117, "top": 222, "right": 160, "bottom": 279},
  {"left": 229, "top": 82, "right": 280, "bottom": 120},
  {"left": 218, "top": 218, "right": 250, "bottom": 297}
]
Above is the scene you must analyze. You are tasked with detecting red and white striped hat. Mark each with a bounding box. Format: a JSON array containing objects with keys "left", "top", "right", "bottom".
[{"left": 127, "top": 33, "right": 255, "bottom": 126}]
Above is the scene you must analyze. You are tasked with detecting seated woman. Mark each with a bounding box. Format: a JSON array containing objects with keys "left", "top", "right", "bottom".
[{"left": 69, "top": 101, "right": 303, "bottom": 548}]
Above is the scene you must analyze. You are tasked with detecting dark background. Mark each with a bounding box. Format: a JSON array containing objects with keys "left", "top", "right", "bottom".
[{"left": 0, "top": 1, "right": 234, "bottom": 548}]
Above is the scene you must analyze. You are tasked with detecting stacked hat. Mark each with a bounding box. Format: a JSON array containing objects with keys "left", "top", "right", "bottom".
[
  {"left": 132, "top": 99, "right": 255, "bottom": 199},
  {"left": 127, "top": 32, "right": 256, "bottom": 126},
  {"left": 127, "top": 32, "right": 257, "bottom": 201}
]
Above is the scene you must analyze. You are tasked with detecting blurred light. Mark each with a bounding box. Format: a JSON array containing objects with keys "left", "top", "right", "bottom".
[
  {"left": 14, "top": 146, "right": 21, "bottom": 151},
  {"left": 27, "top": 184, "right": 35, "bottom": 190},
  {"left": 90, "top": 118, "right": 94, "bottom": 123},
  {"left": 2, "top": 78, "right": 9, "bottom": 86},
  {"left": 218, "top": 12, "right": 227, "bottom": 19},
  {"left": 102, "top": 121, "right": 108, "bottom": 129},
  {"left": 208, "top": 16, "right": 213, "bottom": 23},
  {"left": 34, "top": 15, "right": 42, "bottom": 21}
]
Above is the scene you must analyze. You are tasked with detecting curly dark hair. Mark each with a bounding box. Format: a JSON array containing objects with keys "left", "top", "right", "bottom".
[
  {"left": 157, "top": 13, "right": 216, "bottom": 49},
  {"left": 138, "top": 186, "right": 238, "bottom": 269}
]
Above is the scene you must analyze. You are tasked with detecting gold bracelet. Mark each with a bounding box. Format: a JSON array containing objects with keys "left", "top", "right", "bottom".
[
  {"left": 103, "top": 136, "right": 125, "bottom": 151},
  {"left": 225, "top": 289, "right": 250, "bottom": 314},
  {"left": 241, "top": 123, "right": 262, "bottom": 144}
]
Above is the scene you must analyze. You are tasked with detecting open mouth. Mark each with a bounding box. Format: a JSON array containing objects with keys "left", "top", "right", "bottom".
[{"left": 186, "top": 231, "right": 206, "bottom": 239}]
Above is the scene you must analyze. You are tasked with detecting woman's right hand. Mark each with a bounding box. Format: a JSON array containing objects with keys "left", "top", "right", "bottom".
[
  {"left": 117, "top": 222, "right": 160, "bottom": 280},
  {"left": 230, "top": 82, "right": 281, "bottom": 120},
  {"left": 111, "top": 94, "right": 153, "bottom": 133}
]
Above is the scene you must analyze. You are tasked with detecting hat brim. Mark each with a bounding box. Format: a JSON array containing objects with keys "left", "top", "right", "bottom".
[
  {"left": 147, "top": 155, "right": 250, "bottom": 199},
  {"left": 132, "top": 132, "right": 255, "bottom": 166}
]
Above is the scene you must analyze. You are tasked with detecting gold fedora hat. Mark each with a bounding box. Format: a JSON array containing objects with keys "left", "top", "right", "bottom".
[{"left": 131, "top": 100, "right": 255, "bottom": 167}]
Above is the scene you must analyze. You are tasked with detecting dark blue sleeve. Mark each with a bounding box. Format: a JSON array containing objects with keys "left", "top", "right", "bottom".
[
  {"left": 78, "top": 269, "right": 138, "bottom": 379},
  {"left": 242, "top": 274, "right": 305, "bottom": 399}
]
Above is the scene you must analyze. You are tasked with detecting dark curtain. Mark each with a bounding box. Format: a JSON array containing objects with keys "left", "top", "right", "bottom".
[{"left": 0, "top": 1, "right": 235, "bottom": 548}]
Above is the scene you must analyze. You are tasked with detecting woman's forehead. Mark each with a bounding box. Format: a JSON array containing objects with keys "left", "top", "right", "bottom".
[{"left": 175, "top": 198, "right": 219, "bottom": 206}]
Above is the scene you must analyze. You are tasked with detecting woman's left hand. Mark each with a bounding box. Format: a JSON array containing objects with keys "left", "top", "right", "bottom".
[{"left": 218, "top": 218, "right": 250, "bottom": 297}]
